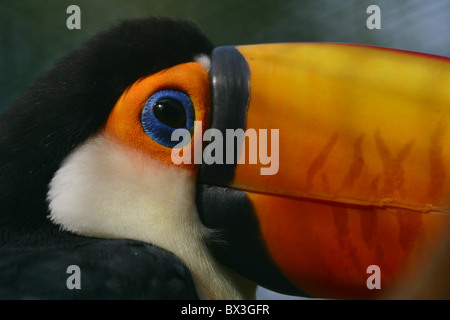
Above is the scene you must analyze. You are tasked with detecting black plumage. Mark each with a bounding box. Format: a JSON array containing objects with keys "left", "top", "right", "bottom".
[{"left": 0, "top": 239, "right": 199, "bottom": 299}]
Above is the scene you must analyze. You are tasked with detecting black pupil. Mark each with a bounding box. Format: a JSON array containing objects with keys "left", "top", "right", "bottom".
[{"left": 152, "top": 98, "right": 187, "bottom": 128}]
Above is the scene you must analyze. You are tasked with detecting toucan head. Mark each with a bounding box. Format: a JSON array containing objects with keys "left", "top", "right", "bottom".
[{"left": 1, "top": 17, "right": 450, "bottom": 299}]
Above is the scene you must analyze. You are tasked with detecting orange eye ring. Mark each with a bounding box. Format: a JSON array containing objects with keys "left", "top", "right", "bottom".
[{"left": 104, "top": 62, "right": 210, "bottom": 171}]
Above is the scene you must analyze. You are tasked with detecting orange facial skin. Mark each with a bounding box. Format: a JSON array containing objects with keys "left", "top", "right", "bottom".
[{"left": 104, "top": 62, "right": 210, "bottom": 174}]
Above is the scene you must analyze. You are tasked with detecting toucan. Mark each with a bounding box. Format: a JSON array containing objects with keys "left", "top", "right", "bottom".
[{"left": 0, "top": 17, "right": 449, "bottom": 300}]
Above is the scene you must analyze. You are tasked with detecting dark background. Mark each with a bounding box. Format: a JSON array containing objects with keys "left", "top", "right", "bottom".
[
  {"left": 1, "top": 0, "right": 449, "bottom": 114},
  {"left": 0, "top": 0, "right": 449, "bottom": 299}
]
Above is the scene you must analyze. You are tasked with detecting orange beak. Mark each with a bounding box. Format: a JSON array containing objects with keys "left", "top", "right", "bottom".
[{"left": 197, "top": 43, "right": 450, "bottom": 299}]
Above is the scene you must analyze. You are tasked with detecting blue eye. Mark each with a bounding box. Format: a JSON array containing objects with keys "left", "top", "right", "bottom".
[{"left": 141, "top": 90, "right": 195, "bottom": 148}]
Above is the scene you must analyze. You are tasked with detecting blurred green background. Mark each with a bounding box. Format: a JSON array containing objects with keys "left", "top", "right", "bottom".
[
  {"left": 0, "top": 0, "right": 449, "bottom": 299},
  {"left": 1, "top": 0, "right": 449, "bottom": 113}
]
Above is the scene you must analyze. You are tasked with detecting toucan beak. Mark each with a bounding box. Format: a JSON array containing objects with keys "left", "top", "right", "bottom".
[{"left": 197, "top": 43, "right": 450, "bottom": 299}]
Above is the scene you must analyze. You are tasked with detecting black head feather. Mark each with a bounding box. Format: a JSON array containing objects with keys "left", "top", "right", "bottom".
[{"left": 0, "top": 17, "right": 214, "bottom": 246}]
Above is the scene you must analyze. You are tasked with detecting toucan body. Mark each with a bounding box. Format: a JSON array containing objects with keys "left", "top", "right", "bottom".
[{"left": 0, "top": 18, "right": 449, "bottom": 299}]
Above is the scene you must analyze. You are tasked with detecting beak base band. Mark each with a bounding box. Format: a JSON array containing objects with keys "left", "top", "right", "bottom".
[{"left": 198, "top": 46, "right": 250, "bottom": 186}]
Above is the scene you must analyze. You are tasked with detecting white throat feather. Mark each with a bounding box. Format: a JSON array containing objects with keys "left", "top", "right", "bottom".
[{"left": 47, "top": 132, "right": 254, "bottom": 299}]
